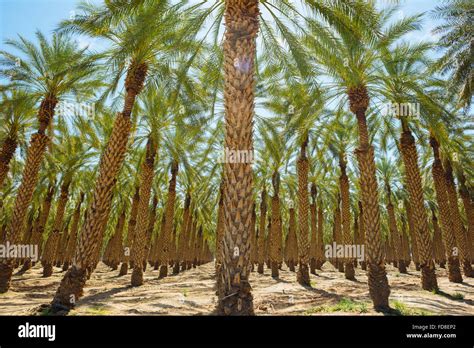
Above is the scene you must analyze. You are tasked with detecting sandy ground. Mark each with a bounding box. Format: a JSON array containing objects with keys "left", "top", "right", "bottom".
[{"left": 0, "top": 261, "right": 473, "bottom": 315}]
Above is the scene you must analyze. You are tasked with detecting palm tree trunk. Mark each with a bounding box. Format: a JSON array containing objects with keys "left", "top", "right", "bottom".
[
  {"left": 0, "top": 96, "right": 57, "bottom": 292},
  {"left": 153, "top": 213, "right": 166, "bottom": 270},
  {"left": 348, "top": 85, "right": 390, "bottom": 310},
  {"left": 215, "top": 184, "right": 225, "bottom": 276},
  {"left": 257, "top": 188, "right": 267, "bottom": 274},
  {"left": 287, "top": 207, "right": 298, "bottom": 272},
  {"left": 316, "top": 204, "right": 324, "bottom": 269},
  {"left": 143, "top": 195, "right": 158, "bottom": 270},
  {"left": 270, "top": 174, "right": 281, "bottom": 279},
  {"left": 340, "top": 158, "right": 355, "bottom": 280},
  {"left": 175, "top": 195, "right": 189, "bottom": 273},
  {"left": 250, "top": 204, "right": 257, "bottom": 271},
  {"left": 406, "top": 201, "right": 420, "bottom": 270},
  {"left": 159, "top": 161, "right": 178, "bottom": 279},
  {"left": 400, "top": 128, "right": 438, "bottom": 290},
  {"left": 50, "top": 62, "right": 147, "bottom": 312},
  {"left": 400, "top": 217, "right": 411, "bottom": 267},
  {"left": 357, "top": 201, "right": 366, "bottom": 270},
  {"left": 42, "top": 181, "right": 70, "bottom": 277},
  {"left": 334, "top": 196, "right": 344, "bottom": 272},
  {"left": 296, "top": 139, "right": 311, "bottom": 285},
  {"left": 444, "top": 159, "right": 473, "bottom": 277},
  {"left": 62, "top": 192, "right": 84, "bottom": 271},
  {"left": 217, "top": 0, "right": 259, "bottom": 316},
  {"left": 19, "top": 182, "right": 56, "bottom": 275},
  {"left": 429, "top": 137, "right": 462, "bottom": 282},
  {"left": 131, "top": 137, "right": 157, "bottom": 286},
  {"left": 0, "top": 133, "right": 17, "bottom": 188},
  {"left": 118, "top": 187, "right": 140, "bottom": 277},
  {"left": 387, "top": 200, "right": 406, "bottom": 273},
  {"left": 108, "top": 210, "right": 126, "bottom": 270},
  {"left": 458, "top": 174, "right": 474, "bottom": 261},
  {"left": 309, "top": 184, "right": 317, "bottom": 274},
  {"left": 432, "top": 210, "right": 446, "bottom": 267}
]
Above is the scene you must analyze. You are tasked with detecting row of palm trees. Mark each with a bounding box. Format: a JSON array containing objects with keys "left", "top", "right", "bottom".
[{"left": 0, "top": 0, "right": 472, "bottom": 316}]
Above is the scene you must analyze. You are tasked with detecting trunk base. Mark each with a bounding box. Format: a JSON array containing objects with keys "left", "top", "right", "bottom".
[
  {"left": 462, "top": 261, "right": 474, "bottom": 277},
  {"left": 271, "top": 262, "right": 279, "bottom": 278},
  {"left": 344, "top": 261, "right": 356, "bottom": 280},
  {"left": 447, "top": 257, "right": 463, "bottom": 283},
  {"left": 42, "top": 263, "right": 53, "bottom": 277},
  {"left": 158, "top": 265, "right": 167, "bottom": 279},
  {"left": 17, "top": 259, "right": 32, "bottom": 275},
  {"left": 398, "top": 260, "right": 407, "bottom": 274},
  {"left": 172, "top": 262, "right": 180, "bottom": 275},
  {"left": 118, "top": 262, "right": 128, "bottom": 276},
  {"left": 0, "top": 262, "right": 13, "bottom": 293},
  {"left": 297, "top": 263, "right": 311, "bottom": 286},
  {"left": 367, "top": 262, "right": 390, "bottom": 311},
  {"left": 131, "top": 267, "right": 143, "bottom": 287},
  {"left": 289, "top": 260, "right": 295, "bottom": 272},
  {"left": 50, "top": 266, "right": 88, "bottom": 313},
  {"left": 62, "top": 262, "right": 70, "bottom": 272},
  {"left": 337, "top": 261, "right": 344, "bottom": 273},
  {"left": 257, "top": 263, "right": 264, "bottom": 274},
  {"left": 310, "top": 258, "right": 316, "bottom": 274},
  {"left": 421, "top": 262, "right": 438, "bottom": 291},
  {"left": 217, "top": 280, "right": 254, "bottom": 316}
]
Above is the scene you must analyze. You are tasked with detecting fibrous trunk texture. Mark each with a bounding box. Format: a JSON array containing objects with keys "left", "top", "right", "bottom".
[
  {"left": 340, "top": 157, "right": 355, "bottom": 280},
  {"left": 429, "top": 137, "right": 462, "bottom": 282},
  {"left": 217, "top": 0, "right": 259, "bottom": 316},
  {"left": 348, "top": 85, "right": 390, "bottom": 310},
  {"left": 257, "top": 189, "right": 267, "bottom": 274},
  {"left": 0, "top": 134, "right": 17, "bottom": 188},
  {"left": 50, "top": 62, "right": 147, "bottom": 311},
  {"left": 296, "top": 140, "right": 310, "bottom": 286},
  {"left": 159, "top": 161, "right": 178, "bottom": 279},
  {"left": 400, "top": 129, "right": 437, "bottom": 290},
  {"left": 444, "top": 159, "right": 473, "bottom": 277},
  {"left": 131, "top": 137, "right": 157, "bottom": 286}
]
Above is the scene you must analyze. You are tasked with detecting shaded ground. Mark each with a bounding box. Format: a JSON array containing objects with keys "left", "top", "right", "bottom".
[{"left": 0, "top": 262, "right": 473, "bottom": 315}]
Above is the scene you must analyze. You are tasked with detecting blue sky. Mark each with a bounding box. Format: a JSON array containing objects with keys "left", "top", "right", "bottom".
[{"left": 1, "top": 0, "right": 443, "bottom": 51}]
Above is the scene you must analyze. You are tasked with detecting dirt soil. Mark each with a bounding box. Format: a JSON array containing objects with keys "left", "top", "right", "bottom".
[{"left": 0, "top": 262, "right": 473, "bottom": 315}]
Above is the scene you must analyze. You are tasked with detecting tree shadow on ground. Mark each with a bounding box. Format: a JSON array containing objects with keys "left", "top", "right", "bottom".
[{"left": 435, "top": 289, "right": 474, "bottom": 306}]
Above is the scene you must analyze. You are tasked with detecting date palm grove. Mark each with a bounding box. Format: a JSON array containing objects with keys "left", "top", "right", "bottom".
[{"left": 0, "top": 0, "right": 473, "bottom": 316}]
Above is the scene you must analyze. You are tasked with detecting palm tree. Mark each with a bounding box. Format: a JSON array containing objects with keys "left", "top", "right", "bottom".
[
  {"left": 432, "top": 0, "right": 473, "bottom": 108},
  {"left": 377, "top": 156, "right": 407, "bottom": 274},
  {"left": 0, "top": 31, "right": 100, "bottom": 292},
  {"left": 444, "top": 158, "right": 473, "bottom": 277},
  {"left": 376, "top": 40, "right": 442, "bottom": 291},
  {"left": 129, "top": 136, "right": 156, "bottom": 286},
  {"left": 285, "top": 206, "right": 298, "bottom": 272},
  {"left": 429, "top": 136, "right": 463, "bottom": 282},
  {"left": 0, "top": 90, "right": 35, "bottom": 188},
  {"left": 305, "top": 5, "right": 430, "bottom": 308},
  {"left": 324, "top": 111, "right": 358, "bottom": 279},
  {"left": 41, "top": 120, "right": 93, "bottom": 277},
  {"left": 49, "top": 1, "right": 189, "bottom": 312},
  {"left": 183, "top": 0, "right": 377, "bottom": 315}
]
